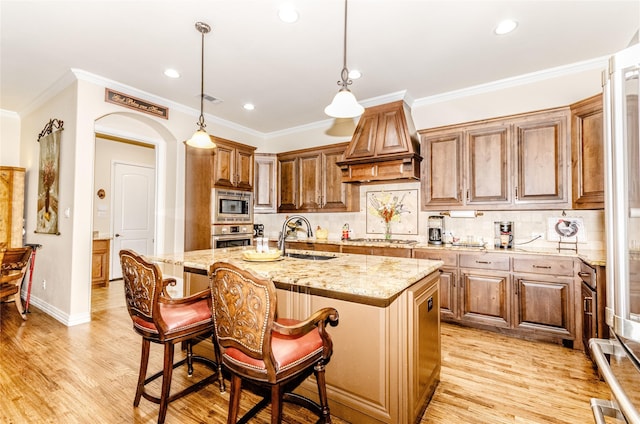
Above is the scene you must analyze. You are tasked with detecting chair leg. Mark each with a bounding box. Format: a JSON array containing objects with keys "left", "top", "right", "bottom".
[
  {"left": 211, "top": 334, "right": 225, "bottom": 392},
  {"left": 13, "top": 290, "right": 26, "bottom": 320},
  {"left": 227, "top": 374, "right": 243, "bottom": 424},
  {"left": 135, "top": 339, "right": 151, "bottom": 407},
  {"left": 271, "top": 384, "right": 284, "bottom": 424},
  {"left": 158, "top": 342, "right": 175, "bottom": 424},
  {"left": 314, "top": 362, "right": 332, "bottom": 423},
  {"left": 186, "top": 340, "right": 194, "bottom": 377}
]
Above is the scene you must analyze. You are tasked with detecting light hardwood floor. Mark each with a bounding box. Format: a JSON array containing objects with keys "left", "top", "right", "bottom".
[{"left": 1, "top": 281, "right": 610, "bottom": 423}]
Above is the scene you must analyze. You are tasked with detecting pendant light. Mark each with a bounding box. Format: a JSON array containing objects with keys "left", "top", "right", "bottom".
[
  {"left": 186, "top": 21, "right": 216, "bottom": 149},
  {"left": 324, "top": 0, "right": 364, "bottom": 118}
]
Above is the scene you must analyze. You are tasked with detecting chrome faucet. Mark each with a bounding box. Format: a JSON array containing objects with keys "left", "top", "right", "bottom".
[{"left": 278, "top": 215, "right": 313, "bottom": 255}]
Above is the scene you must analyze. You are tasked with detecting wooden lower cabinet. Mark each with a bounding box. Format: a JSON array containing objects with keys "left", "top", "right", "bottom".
[
  {"left": 415, "top": 248, "right": 578, "bottom": 346},
  {"left": 341, "top": 244, "right": 412, "bottom": 258},
  {"left": 278, "top": 271, "right": 440, "bottom": 424},
  {"left": 460, "top": 271, "right": 511, "bottom": 328},
  {"left": 284, "top": 241, "right": 341, "bottom": 253},
  {"left": 413, "top": 249, "right": 458, "bottom": 320},
  {"left": 91, "top": 239, "right": 110, "bottom": 287},
  {"left": 513, "top": 274, "right": 573, "bottom": 340}
]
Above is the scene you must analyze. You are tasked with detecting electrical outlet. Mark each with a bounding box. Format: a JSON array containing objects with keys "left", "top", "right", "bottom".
[{"left": 42, "top": 279, "right": 46, "bottom": 290}]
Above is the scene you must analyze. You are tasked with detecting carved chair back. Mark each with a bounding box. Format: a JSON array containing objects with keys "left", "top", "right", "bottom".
[
  {"left": 210, "top": 262, "right": 278, "bottom": 381},
  {"left": 119, "top": 249, "right": 161, "bottom": 328}
]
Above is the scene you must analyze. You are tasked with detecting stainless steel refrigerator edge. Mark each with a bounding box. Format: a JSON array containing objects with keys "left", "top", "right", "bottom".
[{"left": 590, "top": 42, "right": 640, "bottom": 424}]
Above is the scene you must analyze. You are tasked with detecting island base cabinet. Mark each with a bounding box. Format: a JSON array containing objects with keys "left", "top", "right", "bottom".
[{"left": 280, "top": 271, "right": 441, "bottom": 424}]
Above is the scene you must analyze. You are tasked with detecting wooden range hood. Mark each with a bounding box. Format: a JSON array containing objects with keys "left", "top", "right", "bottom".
[{"left": 336, "top": 100, "right": 422, "bottom": 183}]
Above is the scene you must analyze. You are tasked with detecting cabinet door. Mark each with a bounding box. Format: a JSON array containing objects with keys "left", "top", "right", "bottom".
[
  {"left": 184, "top": 147, "right": 213, "bottom": 251},
  {"left": 420, "top": 131, "right": 464, "bottom": 207},
  {"left": 254, "top": 154, "right": 277, "bottom": 214},
  {"left": 212, "top": 142, "right": 235, "bottom": 188},
  {"left": 460, "top": 271, "right": 510, "bottom": 327},
  {"left": 235, "top": 147, "right": 254, "bottom": 190},
  {"left": 571, "top": 95, "right": 604, "bottom": 209},
  {"left": 278, "top": 155, "right": 298, "bottom": 211},
  {"left": 513, "top": 109, "right": 570, "bottom": 206},
  {"left": 513, "top": 276, "right": 573, "bottom": 338},
  {"left": 466, "top": 124, "right": 511, "bottom": 205},
  {"left": 298, "top": 153, "right": 322, "bottom": 210},
  {"left": 581, "top": 282, "right": 597, "bottom": 354},
  {"left": 322, "top": 147, "right": 349, "bottom": 211},
  {"left": 438, "top": 269, "right": 457, "bottom": 321}
]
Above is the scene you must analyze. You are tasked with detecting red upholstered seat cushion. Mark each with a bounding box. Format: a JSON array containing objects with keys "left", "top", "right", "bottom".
[
  {"left": 132, "top": 297, "right": 212, "bottom": 335},
  {"left": 223, "top": 318, "right": 323, "bottom": 374}
]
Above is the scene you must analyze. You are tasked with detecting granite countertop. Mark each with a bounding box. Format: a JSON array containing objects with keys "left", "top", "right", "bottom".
[
  {"left": 283, "top": 238, "right": 607, "bottom": 267},
  {"left": 148, "top": 247, "right": 443, "bottom": 307}
]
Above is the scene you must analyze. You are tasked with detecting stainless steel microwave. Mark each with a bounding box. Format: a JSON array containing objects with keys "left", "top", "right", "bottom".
[{"left": 211, "top": 189, "right": 253, "bottom": 224}]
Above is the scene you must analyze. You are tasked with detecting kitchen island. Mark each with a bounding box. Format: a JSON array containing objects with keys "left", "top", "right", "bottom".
[{"left": 150, "top": 247, "right": 443, "bottom": 424}]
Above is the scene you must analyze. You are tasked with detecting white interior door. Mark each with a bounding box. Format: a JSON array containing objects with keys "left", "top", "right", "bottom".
[{"left": 110, "top": 162, "right": 155, "bottom": 279}]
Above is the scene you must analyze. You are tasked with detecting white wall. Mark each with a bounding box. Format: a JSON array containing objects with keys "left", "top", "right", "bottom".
[{"left": 1, "top": 110, "right": 21, "bottom": 166}]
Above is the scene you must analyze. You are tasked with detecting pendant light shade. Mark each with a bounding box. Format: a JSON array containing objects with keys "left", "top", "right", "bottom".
[
  {"left": 186, "top": 21, "right": 216, "bottom": 149},
  {"left": 325, "top": 0, "right": 363, "bottom": 119},
  {"left": 324, "top": 88, "right": 364, "bottom": 118}
]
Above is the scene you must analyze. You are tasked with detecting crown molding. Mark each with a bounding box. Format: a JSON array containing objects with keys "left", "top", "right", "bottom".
[{"left": 413, "top": 56, "right": 608, "bottom": 108}]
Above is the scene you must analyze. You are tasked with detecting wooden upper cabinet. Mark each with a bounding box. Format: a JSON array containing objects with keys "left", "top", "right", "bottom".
[
  {"left": 571, "top": 94, "right": 604, "bottom": 209},
  {"left": 184, "top": 146, "right": 214, "bottom": 251},
  {"left": 298, "top": 152, "right": 322, "bottom": 210},
  {"left": 277, "top": 142, "right": 359, "bottom": 213},
  {"left": 421, "top": 130, "right": 464, "bottom": 207},
  {"left": 277, "top": 155, "right": 298, "bottom": 212},
  {"left": 211, "top": 137, "right": 256, "bottom": 191},
  {"left": 254, "top": 154, "right": 278, "bottom": 214},
  {"left": 323, "top": 145, "right": 352, "bottom": 210},
  {"left": 420, "top": 107, "right": 571, "bottom": 210},
  {"left": 513, "top": 108, "right": 570, "bottom": 207},
  {"left": 467, "top": 124, "right": 511, "bottom": 205}
]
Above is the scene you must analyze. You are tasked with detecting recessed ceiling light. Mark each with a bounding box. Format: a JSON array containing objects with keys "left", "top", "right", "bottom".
[
  {"left": 349, "top": 69, "right": 362, "bottom": 80},
  {"left": 243, "top": 103, "right": 255, "bottom": 111},
  {"left": 278, "top": 5, "right": 299, "bottom": 23},
  {"left": 494, "top": 19, "right": 518, "bottom": 35},
  {"left": 163, "top": 68, "right": 180, "bottom": 78}
]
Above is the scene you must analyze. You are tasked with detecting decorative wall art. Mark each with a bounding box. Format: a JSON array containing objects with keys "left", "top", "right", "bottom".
[
  {"left": 36, "top": 119, "right": 63, "bottom": 235},
  {"left": 105, "top": 88, "right": 169, "bottom": 119},
  {"left": 366, "top": 189, "right": 418, "bottom": 239}
]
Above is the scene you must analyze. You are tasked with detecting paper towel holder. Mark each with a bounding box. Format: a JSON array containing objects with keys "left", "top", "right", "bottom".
[{"left": 440, "top": 210, "right": 483, "bottom": 218}]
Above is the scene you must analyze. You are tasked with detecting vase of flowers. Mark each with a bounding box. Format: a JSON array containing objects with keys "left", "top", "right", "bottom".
[{"left": 369, "top": 192, "right": 409, "bottom": 240}]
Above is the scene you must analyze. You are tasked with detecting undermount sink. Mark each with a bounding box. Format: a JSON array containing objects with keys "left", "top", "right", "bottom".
[{"left": 285, "top": 253, "right": 337, "bottom": 261}]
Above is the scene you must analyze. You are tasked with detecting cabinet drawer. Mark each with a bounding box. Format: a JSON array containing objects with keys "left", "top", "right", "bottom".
[
  {"left": 512, "top": 256, "right": 574, "bottom": 276},
  {"left": 578, "top": 260, "right": 596, "bottom": 287},
  {"left": 413, "top": 249, "right": 458, "bottom": 267},
  {"left": 459, "top": 252, "right": 509, "bottom": 271}
]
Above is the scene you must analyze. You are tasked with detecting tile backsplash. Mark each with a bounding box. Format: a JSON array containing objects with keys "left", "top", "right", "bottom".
[{"left": 254, "top": 181, "right": 605, "bottom": 251}]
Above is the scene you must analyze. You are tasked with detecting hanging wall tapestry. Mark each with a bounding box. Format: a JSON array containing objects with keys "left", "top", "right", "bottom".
[{"left": 35, "top": 119, "right": 64, "bottom": 235}]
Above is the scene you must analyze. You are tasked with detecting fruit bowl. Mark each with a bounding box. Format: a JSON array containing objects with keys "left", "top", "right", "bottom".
[{"left": 242, "top": 249, "right": 283, "bottom": 261}]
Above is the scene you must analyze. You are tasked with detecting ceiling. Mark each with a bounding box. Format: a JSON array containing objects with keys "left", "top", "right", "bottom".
[{"left": 1, "top": 0, "right": 638, "bottom": 135}]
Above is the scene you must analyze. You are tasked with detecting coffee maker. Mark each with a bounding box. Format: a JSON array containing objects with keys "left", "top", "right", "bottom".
[
  {"left": 253, "top": 223, "right": 264, "bottom": 238},
  {"left": 428, "top": 216, "right": 444, "bottom": 245},
  {"left": 494, "top": 221, "right": 514, "bottom": 249}
]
